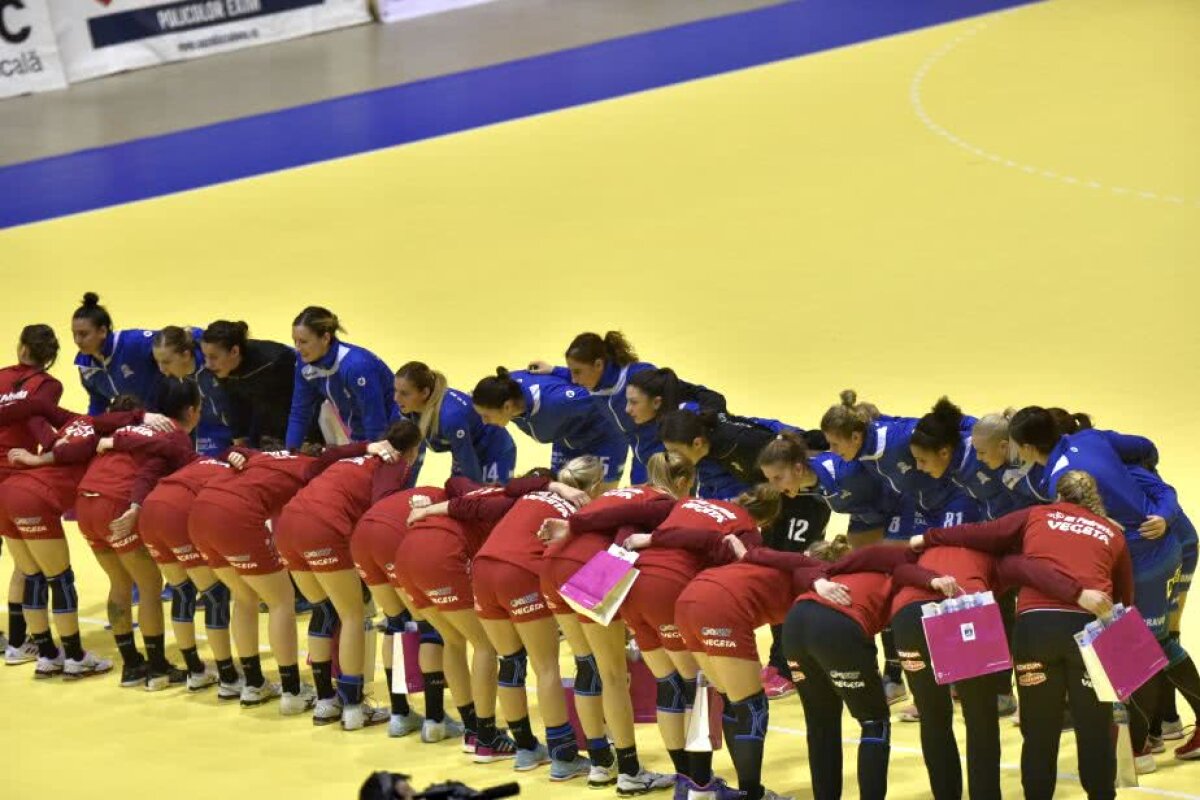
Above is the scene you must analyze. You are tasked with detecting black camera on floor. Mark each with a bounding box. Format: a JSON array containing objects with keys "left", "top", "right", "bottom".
[{"left": 359, "top": 773, "right": 519, "bottom": 800}]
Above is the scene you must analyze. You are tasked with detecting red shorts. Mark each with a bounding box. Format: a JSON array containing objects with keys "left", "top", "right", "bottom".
[
  {"left": 395, "top": 528, "right": 473, "bottom": 613},
  {"left": 273, "top": 505, "right": 353, "bottom": 574},
  {"left": 189, "top": 497, "right": 281, "bottom": 575},
  {"left": 676, "top": 579, "right": 760, "bottom": 662},
  {"left": 473, "top": 557, "right": 551, "bottom": 622},
  {"left": 350, "top": 517, "right": 403, "bottom": 587},
  {"left": 139, "top": 487, "right": 196, "bottom": 566},
  {"left": 621, "top": 569, "right": 690, "bottom": 652},
  {"left": 76, "top": 493, "right": 142, "bottom": 554},
  {"left": 0, "top": 483, "right": 64, "bottom": 541},
  {"left": 540, "top": 555, "right": 596, "bottom": 625}
]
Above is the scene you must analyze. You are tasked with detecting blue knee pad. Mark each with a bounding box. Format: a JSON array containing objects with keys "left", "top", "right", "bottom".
[
  {"left": 200, "top": 582, "right": 231, "bottom": 630},
  {"left": 656, "top": 672, "right": 687, "bottom": 714},
  {"left": 384, "top": 614, "right": 407, "bottom": 636},
  {"left": 498, "top": 648, "right": 529, "bottom": 689},
  {"left": 169, "top": 580, "right": 198, "bottom": 623},
  {"left": 417, "top": 620, "right": 442, "bottom": 646},
  {"left": 22, "top": 572, "right": 48, "bottom": 611},
  {"left": 573, "top": 654, "right": 602, "bottom": 697},
  {"left": 861, "top": 719, "right": 891, "bottom": 745},
  {"left": 308, "top": 598, "right": 339, "bottom": 639},
  {"left": 47, "top": 569, "right": 78, "bottom": 614}
]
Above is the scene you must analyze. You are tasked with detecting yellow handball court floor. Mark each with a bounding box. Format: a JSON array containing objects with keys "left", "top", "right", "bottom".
[{"left": 1, "top": 0, "right": 1198, "bottom": 797}]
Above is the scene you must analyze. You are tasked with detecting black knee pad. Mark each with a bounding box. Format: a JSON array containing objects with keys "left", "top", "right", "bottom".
[
  {"left": 201, "top": 582, "right": 231, "bottom": 630},
  {"left": 47, "top": 569, "right": 78, "bottom": 614},
  {"left": 417, "top": 619, "right": 442, "bottom": 646},
  {"left": 498, "top": 648, "right": 529, "bottom": 689},
  {"left": 169, "top": 580, "right": 198, "bottom": 623},
  {"left": 22, "top": 572, "right": 48, "bottom": 610},
  {"left": 656, "top": 671, "right": 687, "bottom": 714},
  {"left": 682, "top": 675, "right": 698, "bottom": 708},
  {"left": 308, "top": 598, "right": 339, "bottom": 638},
  {"left": 384, "top": 614, "right": 407, "bottom": 635},
  {"left": 574, "top": 654, "right": 602, "bottom": 697},
  {"left": 861, "top": 719, "right": 891, "bottom": 745}
]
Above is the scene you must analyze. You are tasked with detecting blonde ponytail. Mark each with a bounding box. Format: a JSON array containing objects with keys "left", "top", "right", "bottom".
[
  {"left": 806, "top": 534, "right": 851, "bottom": 563},
  {"left": 1056, "top": 470, "right": 1107, "bottom": 517},
  {"left": 645, "top": 451, "right": 696, "bottom": 498},
  {"left": 557, "top": 456, "right": 605, "bottom": 495}
]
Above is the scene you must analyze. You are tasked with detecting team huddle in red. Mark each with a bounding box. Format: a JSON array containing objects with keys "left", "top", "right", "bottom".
[{"left": 0, "top": 306, "right": 1195, "bottom": 800}]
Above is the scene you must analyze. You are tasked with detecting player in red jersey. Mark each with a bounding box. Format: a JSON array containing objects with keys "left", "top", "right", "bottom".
[
  {"left": 351, "top": 479, "right": 455, "bottom": 742},
  {"left": 618, "top": 487, "right": 780, "bottom": 789},
  {"left": 890, "top": 542, "right": 1089, "bottom": 800},
  {"left": 469, "top": 456, "right": 607, "bottom": 781},
  {"left": 913, "top": 471, "right": 1145, "bottom": 800},
  {"left": 274, "top": 420, "right": 421, "bottom": 730},
  {"left": 400, "top": 470, "right": 587, "bottom": 764},
  {"left": 78, "top": 379, "right": 199, "bottom": 689},
  {"left": 0, "top": 395, "right": 146, "bottom": 680},
  {"left": 537, "top": 452, "right": 695, "bottom": 796},
  {"left": 0, "top": 325, "right": 61, "bottom": 666}
]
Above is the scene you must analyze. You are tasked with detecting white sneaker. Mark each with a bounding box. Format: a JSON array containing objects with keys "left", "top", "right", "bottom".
[
  {"left": 1161, "top": 718, "right": 1185, "bottom": 740},
  {"left": 63, "top": 652, "right": 113, "bottom": 680},
  {"left": 280, "top": 685, "right": 318, "bottom": 716},
  {"left": 616, "top": 769, "right": 675, "bottom": 796},
  {"left": 882, "top": 677, "right": 908, "bottom": 705},
  {"left": 33, "top": 650, "right": 64, "bottom": 679},
  {"left": 420, "top": 715, "right": 464, "bottom": 744},
  {"left": 5, "top": 641, "right": 39, "bottom": 666},
  {"left": 388, "top": 710, "right": 424, "bottom": 737},
  {"left": 342, "top": 698, "right": 389, "bottom": 731},
  {"left": 1135, "top": 750, "right": 1157, "bottom": 775},
  {"left": 217, "top": 676, "right": 244, "bottom": 701},
  {"left": 313, "top": 695, "right": 343, "bottom": 726},
  {"left": 898, "top": 704, "right": 920, "bottom": 723},
  {"left": 145, "top": 666, "right": 188, "bottom": 692},
  {"left": 240, "top": 680, "right": 282, "bottom": 708},
  {"left": 587, "top": 763, "right": 618, "bottom": 789},
  {"left": 186, "top": 667, "right": 218, "bottom": 693}
]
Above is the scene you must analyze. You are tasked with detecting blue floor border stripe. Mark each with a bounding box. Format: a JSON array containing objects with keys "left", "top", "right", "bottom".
[{"left": 0, "top": 0, "right": 1034, "bottom": 230}]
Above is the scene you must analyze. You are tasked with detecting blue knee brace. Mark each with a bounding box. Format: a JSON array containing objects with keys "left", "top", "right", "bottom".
[
  {"left": 861, "top": 719, "right": 891, "bottom": 745},
  {"left": 308, "top": 598, "right": 339, "bottom": 639},
  {"left": 200, "top": 582, "right": 231, "bottom": 630},
  {"left": 169, "top": 580, "right": 198, "bottom": 623},
  {"left": 573, "top": 654, "right": 602, "bottom": 697},
  {"left": 498, "top": 648, "right": 529, "bottom": 689},
  {"left": 656, "top": 672, "right": 687, "bottom": 714},
  {"left": 47, "top": 569, "right": 78, "bottom": 614},
  {"left": 384, "top": 613, "right": 407, "bottom": 636},
  {"left": 23, "top": 572, "right": 48, "bottom": 610},
  {"left": 417, "top": 619, "right": 442, "bottom": 646}
]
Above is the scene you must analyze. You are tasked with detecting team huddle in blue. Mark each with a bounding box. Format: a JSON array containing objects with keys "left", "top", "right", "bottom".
[{"left": 17, "top": 295, "right": 1200, "bottom": 799}]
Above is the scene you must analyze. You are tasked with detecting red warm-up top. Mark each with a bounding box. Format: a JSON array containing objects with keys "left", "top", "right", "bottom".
[
  {"left": 476, "top": 491, "right": 578, "bottom": 567},
  {"left": 688, "top": 548, "right": 827, "bottom": 628},
  {"left": 283, "top": 443, "right": 415, "bottom": 537},
  {"left": 358, "top": 486, "right": 448, "bottom": 530},
  {"left": 80, "top": 424, "right": 195, "bottom": 505},
  {"left": 410, "top": 475, "right": 552, "bottom": 558},
  {"left": 627, "top": 497, "right": 763, "bottom": 579},
  {"left": 195, "top": 446, "right": 358, "bottom": 517},
  {"left": 792, "top": 546, "right": 942, "bottom": 636},
  {"left": 146, "top": 457, "right": 234, "bottom": 503},
  {"left": 2, "top": 408, "right": 144, "bottom": 511},
  {"left": 922, "top": 504, "right": 1134, "bottom": 613},
  {"left": 0, "top": 367, "right": 62, "bottom": 461},
  {"left": 545, "top": 486, "right": 677, "bottom": 565}
]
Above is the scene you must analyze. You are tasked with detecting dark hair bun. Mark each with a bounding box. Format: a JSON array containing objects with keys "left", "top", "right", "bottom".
[
  {"left": 496, "top": 366, "right": 510, "bottom": 379},
  {"left": 82, "top": 292, "right": 100, "bottom": 307}
]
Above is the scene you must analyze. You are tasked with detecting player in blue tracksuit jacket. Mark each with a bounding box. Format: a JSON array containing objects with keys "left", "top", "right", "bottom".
[
  {"left": 471, "top": 367, "right": 627, "bottom": 486},
  {"left": 531, "top": 331, "right": 727, "bottom": 484},
  {"left": 285, "top": 307, "right": 398, "bottom": 450},
  {"left": 394, "top": 361, "right": 516, "bottom": 484},
  {"left": 149, "top": 326, "right": 234, "bottom": 454},
  {"left": 71, "top": 292, "right": 166, "bottom": 415}
]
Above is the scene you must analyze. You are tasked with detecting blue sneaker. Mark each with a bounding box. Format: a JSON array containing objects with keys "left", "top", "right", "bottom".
[
  {"left": 514, "top": 741, "right": 550, "bottom": 771},
  {"left": 549, "top": 755, "right": 591, "bottom": 782}
]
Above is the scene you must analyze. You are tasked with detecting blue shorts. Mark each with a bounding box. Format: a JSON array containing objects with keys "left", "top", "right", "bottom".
[
  {"left": 1133, "top": 535, "right": 1182, "bottom": 640},
  {"left": 551, "top": 436, "right": 627, "bottom": 483}
]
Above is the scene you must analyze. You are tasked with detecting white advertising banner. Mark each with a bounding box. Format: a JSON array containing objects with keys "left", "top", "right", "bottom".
[
  {"left": 0, "top": 0, "right": 69, "bottom": 99},
  {"left": 52, "top": 0, "right": 371, "bottom": 82},
  {"left": 373, "top": 0, "right": 497, "bottom": 24}
]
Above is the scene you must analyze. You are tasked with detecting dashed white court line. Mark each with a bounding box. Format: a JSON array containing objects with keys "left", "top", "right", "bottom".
[
  {"left": 769, "top": 725, "right": 1200, "bottom": 799},
  {"left": 908, "top": 17, "right": 1198, "bottom": 209}
]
